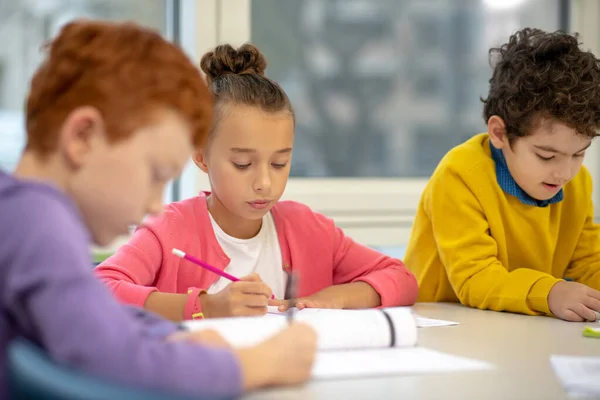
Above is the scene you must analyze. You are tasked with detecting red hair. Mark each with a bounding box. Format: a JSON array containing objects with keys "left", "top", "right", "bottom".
[{"left": 25, "top": 19, "right": 213, "bottom": 154}]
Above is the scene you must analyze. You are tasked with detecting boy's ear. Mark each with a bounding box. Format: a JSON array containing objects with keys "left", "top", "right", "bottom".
[
  {"left": 192, "top": 149, "right": 209, "bottom": 174},
  {"left": 487, "top": 115, "right": 509, "bottom": 149},
  {"left": 59, "top": 106, "right": 105, "bottom": 169}
]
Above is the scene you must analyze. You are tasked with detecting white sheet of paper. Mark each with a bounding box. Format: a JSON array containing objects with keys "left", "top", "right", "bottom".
[
  {"left": 550, "top": 355, "right": 600, "bottom": 397},
  {"left": 414, "top": 315, "right": 459, "bottom": 328},
  {"left": 312, "top": 347, "right": 493, "bottom": 380},
  {"left": 187, "top": 307, "right": 490, "bottom": 380}
]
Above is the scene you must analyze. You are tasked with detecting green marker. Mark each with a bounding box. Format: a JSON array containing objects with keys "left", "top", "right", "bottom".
[{"left": 582, "top": 325, "right": 600, "bottom": 338}]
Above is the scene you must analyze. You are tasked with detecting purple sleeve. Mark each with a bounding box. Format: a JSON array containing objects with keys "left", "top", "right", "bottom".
[
  {"left": 122, "top": 305, "right": 182, "bottom": 338},
  {"left": 1, "top": 193, "right": 243, "bottom": 399}
]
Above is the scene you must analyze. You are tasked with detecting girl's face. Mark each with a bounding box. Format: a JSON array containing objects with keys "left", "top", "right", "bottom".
[{"left": 195, "top": 104, "right": 295, "bottom": 238}]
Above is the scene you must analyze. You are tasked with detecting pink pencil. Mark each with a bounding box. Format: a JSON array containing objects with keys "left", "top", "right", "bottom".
[{"left": 172, "top": 248, "right": 275, "bottom": 299}]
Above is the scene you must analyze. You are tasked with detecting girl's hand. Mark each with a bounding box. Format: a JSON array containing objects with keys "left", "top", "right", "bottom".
[
  {"left": 201, "top": 273, "right": 273, "bottom": 318},
  {"left": 270, "top": 287, "right": 345, "bottom": 311}
]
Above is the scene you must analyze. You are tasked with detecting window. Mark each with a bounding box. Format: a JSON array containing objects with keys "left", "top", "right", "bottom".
[
  {"left": 0, "top": 0, "right": 209, "bottom": 202},
  {"left": 250, "top": 0, "right": 564, "bottom": 178},
  {"left": 0, "top": 0, "right": 204, "bottom": 256},
  {"left": 0, "top": 0, "right": 167, "bottom": 171},
  {"left": 204, "top": 0, "right": 596, "bottom": 247},
  {"left": 5, "top": 1, "right": 593, "bottom": 251}
]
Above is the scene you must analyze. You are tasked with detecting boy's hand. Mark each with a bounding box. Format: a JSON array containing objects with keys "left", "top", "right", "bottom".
[
  {"left": 548, "top": 281, "right": 600, "bottom": 322},
  {"left": 270, "top": 287, "right": 345, "bottom": 312},
  {"left": 166, "top": 328, "right": 230, "bottom": 348},
  {"left": 236, "top": 323, "right": 317, "bottom": 389},
  {"left": 200, "top": 273, "right": 273, "bottom": 318}
]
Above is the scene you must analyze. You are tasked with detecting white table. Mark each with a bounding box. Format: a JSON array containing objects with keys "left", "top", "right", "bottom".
[{"left": 245, "top": 303, "right": 600, "bottom": 400}]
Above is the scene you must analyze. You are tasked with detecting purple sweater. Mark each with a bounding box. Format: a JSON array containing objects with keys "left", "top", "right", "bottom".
[{"left": 0, "top": 171, "right": 242, "bottom": 399}]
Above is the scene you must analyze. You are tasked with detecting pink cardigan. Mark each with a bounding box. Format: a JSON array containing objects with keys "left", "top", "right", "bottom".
[{"left": 95, "top": 193, "right": 418, "bottom": 308}]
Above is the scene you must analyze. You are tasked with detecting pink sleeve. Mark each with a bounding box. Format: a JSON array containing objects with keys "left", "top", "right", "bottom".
[
  {"left": 94, "top": 227, "right": 163, "bottom": 307},
  {"left": 322, "top": 215, "right": 418, "bottom": 307}
]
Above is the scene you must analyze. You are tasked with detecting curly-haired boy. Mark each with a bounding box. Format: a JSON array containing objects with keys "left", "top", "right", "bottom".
[{"left": 404, "top": 28, "right": 600, "bottom": 322}]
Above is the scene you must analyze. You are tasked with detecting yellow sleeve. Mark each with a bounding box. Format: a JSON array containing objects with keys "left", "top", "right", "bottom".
[
  {"left": 427, "top": 166, "right": 561, "bottom": 315},
  {"left": 566, "top": 196, "right": 600, "bottom": 291}
]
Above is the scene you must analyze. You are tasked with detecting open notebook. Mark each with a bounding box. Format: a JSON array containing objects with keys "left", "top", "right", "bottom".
[
  {"left": 184, "top": 307, "right": 417, "bottom": 350},
  {"left": 183, "top": 307, "right": 492, "bottom": 379}
]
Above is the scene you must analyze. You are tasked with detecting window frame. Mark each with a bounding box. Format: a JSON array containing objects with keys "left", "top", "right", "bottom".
[
  {"left": 93, "top": 0, "right": 202, "bottom": 255},
  {"left": 192, "top": 0, "right": 599, "bottom": 246}
]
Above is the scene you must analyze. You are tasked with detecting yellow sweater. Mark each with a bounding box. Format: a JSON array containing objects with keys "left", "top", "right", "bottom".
[{"left": 404, "top": 133, "right": 600, "bottom": 315}]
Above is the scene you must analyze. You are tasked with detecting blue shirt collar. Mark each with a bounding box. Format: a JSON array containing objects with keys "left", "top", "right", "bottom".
[{"left": 489, "top": 141, "right": 563, "bottom": 207}]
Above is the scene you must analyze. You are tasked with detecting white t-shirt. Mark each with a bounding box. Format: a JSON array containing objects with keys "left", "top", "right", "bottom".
[{"left": 207, "top": 212, "right": 287, "bottom": 299}]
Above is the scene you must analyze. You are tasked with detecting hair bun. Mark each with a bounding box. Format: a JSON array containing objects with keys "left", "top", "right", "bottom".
[{"left": 200, "top": 43, "right": 267, "bottom": 83}]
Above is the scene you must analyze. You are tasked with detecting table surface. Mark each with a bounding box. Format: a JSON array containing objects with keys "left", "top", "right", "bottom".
[{"left": 244, "top": 303, "right": 600, "bottom": 400}]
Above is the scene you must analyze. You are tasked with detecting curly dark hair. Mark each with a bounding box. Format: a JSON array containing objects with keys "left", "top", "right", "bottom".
[{"left": 482, "top": 28, "right": 600, "bottom": 140}]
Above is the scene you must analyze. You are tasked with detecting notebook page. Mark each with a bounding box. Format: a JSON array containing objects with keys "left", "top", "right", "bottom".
[
  {"left": 312, "top": 347, "right": 493, "bottom": 380},
  {"left": 296, "top": 309, "right": 392, "bottom": 350},
  {"left": 381, "top": 307, "right": 419, "bottom": 347},
  {"left": 183, "top": 315, "right": 286, "bottom": 348},
  {"left": 268, "top": 307, "right": 459, "bottom": 329},
  {"left": 268, "top": 306, "right": 417, "bottom": 348},
  {"left": 184, "top": 307, "right": 417, "bottom": 350}
]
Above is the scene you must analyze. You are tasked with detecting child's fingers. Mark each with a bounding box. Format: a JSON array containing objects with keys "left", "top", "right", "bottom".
[
  {"left": 236, "top": 281, "right": 273, "bottom": 298},
  {"left": 584, "top": 296, "right": 600, "bottom": 313},
  {"left": 190, "top": 329, "right": 231, "bottom": 347},
  {"left": 588, "top": 287, "right": 600, "bottom": 301},
  {"left": 562, "top": 308, "right": 584, "bottom": 322},
  {"left": 278, "top": 299, "right": 305, "bottom": 311},
  {"left": 242, "top": 305, "right": 268, "bottom": 316},
  {"left": 277, "top": 298, "right": 313, "bottom": 311},
  {"left": 277, "top": 300, "right": 292, "bottom": 311},
  {"left": 239, "top": 273, "right": 262, "bottom": 282},
  {"left": 268, "top": 298, "right": 283, "bottom": 307},
  {"left": 295, "top": 300, "right": 308, "bottom": 310},
  {"left": 240, "top": 293, "right": 269, "bottom": 308},
  {"left": 572, "top": 303, "right": 596, "bottom": 322}
]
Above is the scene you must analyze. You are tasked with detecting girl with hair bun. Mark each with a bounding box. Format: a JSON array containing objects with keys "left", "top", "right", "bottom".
[{"left": 97, "top": 43, "right": 418, "bottom": 322}]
